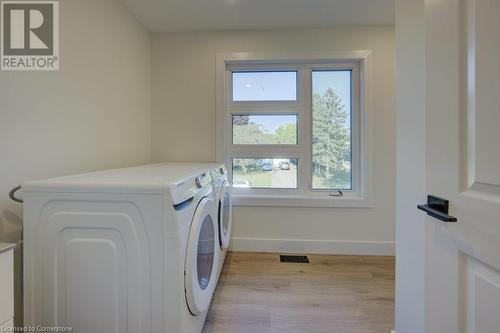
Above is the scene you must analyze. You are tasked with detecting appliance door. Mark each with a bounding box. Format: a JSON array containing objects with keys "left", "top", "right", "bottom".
[
  {"left": 218, "top": 181, "right": 232, "bottom": 250},
  {"left": 184, "top": 197, "right": 218, "bottom": 315}
]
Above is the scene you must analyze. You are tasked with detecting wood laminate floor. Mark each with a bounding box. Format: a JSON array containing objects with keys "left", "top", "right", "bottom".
[{"left": 203, "top": 252, "right": 395, "bottom": 333}]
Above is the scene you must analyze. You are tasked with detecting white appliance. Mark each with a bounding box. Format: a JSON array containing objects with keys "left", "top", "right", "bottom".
[
  {"left": 209, "top": 165, "right": 232, "bottom": 278},
  {"left": 23, "top": 163, "right": 220, "bottom": 333},
  {"left": 0, "top": 243, "right": 15, "bottom": 333}
]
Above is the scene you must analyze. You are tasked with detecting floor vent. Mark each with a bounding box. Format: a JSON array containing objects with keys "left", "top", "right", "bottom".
[{"left": 279, "top": 255, "right": 310, "bottom": 263}]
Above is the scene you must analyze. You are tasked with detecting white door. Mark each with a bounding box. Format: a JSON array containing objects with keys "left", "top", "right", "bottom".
[
  {"left": 185, "top": 197, "right": 218, "bottom": 315},
  {"left": 218, "top": 181, "right": 232, "bottom": 250},
  {"left": 422, "top": 0, "right": 500, "bottom": 332}
]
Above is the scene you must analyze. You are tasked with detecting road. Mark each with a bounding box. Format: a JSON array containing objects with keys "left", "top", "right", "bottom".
[{"left": 270, "top": 165, "right": 297, "bottom": 188}]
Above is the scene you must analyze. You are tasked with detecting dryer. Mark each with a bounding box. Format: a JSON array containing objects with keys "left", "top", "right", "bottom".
[
  {"left": 23, "top": 163, "right": 220, "bottom": 333},
  {"left": 210, "top": 164, "right": 232, "bottom": 278}
]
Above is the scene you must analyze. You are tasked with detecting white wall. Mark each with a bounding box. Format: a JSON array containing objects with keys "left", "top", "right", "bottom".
[
  {"left": 151, "top": 27, "right": 396, "bottom": 254},
  {"left": 0, "top": 0, "right": 151, "bottom": 241},
  {"left": 0, "top": 0, "right": 151, "bottom": 324},
  {"left": 394, "top": 1, "right": 426, "bottom": 332}
]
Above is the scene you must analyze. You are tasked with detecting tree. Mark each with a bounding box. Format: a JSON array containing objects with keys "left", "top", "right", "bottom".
[
  {"left": 274, "top": 123, "right": 297, "bottom": 144},
  {"left": 232, "top": 122, "right": 275, "bottom": 144},
  {"left": 233, "top": 115, "right": 285, "bottom": 145},
  {"left": 312, "top": 88, "right": 350, "bottom": 187}
]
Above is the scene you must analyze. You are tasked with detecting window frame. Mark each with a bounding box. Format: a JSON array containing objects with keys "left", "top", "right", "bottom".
[{"left": 216, "top": 51, "right": 373, "bottom": 208}]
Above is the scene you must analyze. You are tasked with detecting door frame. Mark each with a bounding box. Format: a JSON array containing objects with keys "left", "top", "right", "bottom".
[{"left": 394, "top": 1, "right": 428, "bottom": 332}]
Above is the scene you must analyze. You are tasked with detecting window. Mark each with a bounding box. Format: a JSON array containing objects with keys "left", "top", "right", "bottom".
[
  {"left": 232, "top": 115, "right": 298, "bottom": 145},
  {"left": 232, "top": 71, "right": 297, "bottom": 101},
  {"left": 217, "top": 52, "right": 372, "bottom": 207},
  {"left": 312, "top": 70, "right": 352, "bottom": 190},
  {"left": 232, "top": 158, "right": 298, "bottom": 189}
]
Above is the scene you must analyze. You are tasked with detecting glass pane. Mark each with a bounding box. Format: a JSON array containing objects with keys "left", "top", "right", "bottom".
[
  {"left": 232, "top": 71, "right": 297, "bottom": 101},
  {"left": 197, "top": 215, "right": 214, "bottom": 290},
  {"left": 222, "top": 192, "right": 230, "bottom": 235},
  {"left": 312, "top": 70, "right": 352, "bottom": 190},
  {"left": 232, "top": 158, "right": 298, "bottom": 189},
  {"left": 232, "top": 115, "right": 298, "bottom": 145}
]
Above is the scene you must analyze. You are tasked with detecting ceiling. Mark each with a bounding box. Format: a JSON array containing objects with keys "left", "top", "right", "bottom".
[{"left": 120, "top": 0, "right": 395, "bottom": 32}]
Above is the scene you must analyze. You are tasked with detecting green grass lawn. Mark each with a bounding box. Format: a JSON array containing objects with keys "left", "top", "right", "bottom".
[
  {"left": 234, "top": 172, "right": 349, "bottom": 189},
  {"left": 312, "top": 175, "right": 351, "bottom": 190},
  {"left": 233, "top": 170, "right": 272, "bottom": 188}
]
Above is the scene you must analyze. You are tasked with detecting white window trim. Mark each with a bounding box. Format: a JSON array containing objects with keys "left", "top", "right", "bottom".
[{"left": 215, "top": 51, "right": 374, "bottom": 208}]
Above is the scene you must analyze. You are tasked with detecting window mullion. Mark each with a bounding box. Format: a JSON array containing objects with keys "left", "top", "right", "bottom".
[
  {"left": 228, "top": 103, "right": 302, "bottom": 113},
  {"left": 227, "top": 146, "right": 303, "bottom": 157},
  {"left": 299, "top": 66, "right": 312, "bottom": 194}
]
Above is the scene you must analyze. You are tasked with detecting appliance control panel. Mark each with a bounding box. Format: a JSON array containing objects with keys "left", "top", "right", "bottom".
[
  {"left": 195, "top": 172, "right": 211, "bottom": 188},
  {"left": 170, "top": 172, "right": 211, "bottom": 206}
]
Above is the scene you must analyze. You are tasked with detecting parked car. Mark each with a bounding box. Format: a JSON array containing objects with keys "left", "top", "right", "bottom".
[
  {"left": 233, "top": 180, "right": 251, "bottom": 188},
  {"left": 280, "top": 162, "right": 290, "bottom": 170},
  {"left": 261, "top": 163, "right": 273, "bottom": 171}
]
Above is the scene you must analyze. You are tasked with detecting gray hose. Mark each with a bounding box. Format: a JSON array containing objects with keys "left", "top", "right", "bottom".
[{"left": 9, "top": 185, "right": 23, "bottom": 203}]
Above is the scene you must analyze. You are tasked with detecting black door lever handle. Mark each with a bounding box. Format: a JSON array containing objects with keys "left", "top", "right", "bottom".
[{"left": 417, "top": 195, "right": 457, "bottom": 222}]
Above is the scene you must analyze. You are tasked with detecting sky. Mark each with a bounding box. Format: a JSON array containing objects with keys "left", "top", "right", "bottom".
[
  {"left": 233, "top": 71, "right": 297, "bottom": 101},
  {"left": 312, "top": 70, "right": 351, "bottom": 111},
  {"left": 232, "top": 70, "right": 351, "bottom": 132}
]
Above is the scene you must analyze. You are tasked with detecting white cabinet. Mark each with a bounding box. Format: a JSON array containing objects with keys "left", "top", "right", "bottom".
[{"left": 0, "top": 244, "right": 15, "bottom": 332}]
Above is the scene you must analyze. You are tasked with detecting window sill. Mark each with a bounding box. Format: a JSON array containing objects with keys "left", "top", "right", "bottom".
[{"left": 231, "top": 194, "right": 373, "bottom": 208}]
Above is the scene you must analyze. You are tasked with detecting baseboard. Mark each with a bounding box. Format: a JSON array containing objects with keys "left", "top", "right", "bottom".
[{"left": 229, "top": 237, "right": 395, "bottom": 256}]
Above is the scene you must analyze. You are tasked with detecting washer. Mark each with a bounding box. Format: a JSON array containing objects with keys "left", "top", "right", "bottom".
[
  {"left": 23, "top": 163, "right": 220, "bottom": 333},
  {"left": 210, "top": 164, "right": 232, "bottom": 278}
]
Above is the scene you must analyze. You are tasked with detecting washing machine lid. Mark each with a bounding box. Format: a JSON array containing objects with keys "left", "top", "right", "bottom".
[
  {"left": 185, "top": 196, "right": 219, "bottom": 315},
  {"left": 218, "top": 181, "right": 232, "bottom": 250}
]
